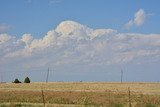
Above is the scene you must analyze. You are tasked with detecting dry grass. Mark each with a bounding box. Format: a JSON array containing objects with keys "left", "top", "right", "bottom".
[
  {"left": 0, "top": 82, "right": 160, "bottom": 107},
  {"left": 1, "top": 82, "right": 160, "bottom": 95}
]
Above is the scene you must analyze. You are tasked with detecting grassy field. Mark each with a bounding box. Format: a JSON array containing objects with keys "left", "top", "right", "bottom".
[{"left": 0, "top": 82, "right": 160, "bottom": 107}]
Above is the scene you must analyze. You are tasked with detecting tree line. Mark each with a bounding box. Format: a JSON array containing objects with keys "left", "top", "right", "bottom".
[{"left": 13, "top": 77, "right": 30, "bottom": 83}]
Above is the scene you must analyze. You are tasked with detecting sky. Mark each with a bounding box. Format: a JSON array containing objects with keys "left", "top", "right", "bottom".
[{"left": 0, "top": 0, "right": 160, "bottom": 82}]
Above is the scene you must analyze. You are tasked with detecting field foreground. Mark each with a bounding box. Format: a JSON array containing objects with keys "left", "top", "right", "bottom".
[{"left": 0, "top": 82, "right": 160, "bottom": 107}]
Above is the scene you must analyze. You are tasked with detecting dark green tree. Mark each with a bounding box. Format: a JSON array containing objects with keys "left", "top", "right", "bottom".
[
  {"left": 24, "top": 77, "right": 30, "bottom": 83},
  {"left": 13, "top": 78, "right": 21, "bottom": 83}
]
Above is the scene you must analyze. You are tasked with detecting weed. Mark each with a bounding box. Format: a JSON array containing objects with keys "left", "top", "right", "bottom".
[
  {"left": 0, "top": 104, "right": 7, "bottom": 107},
  {"left": 146, "top": 103, "right": 156, "bottom": 107},
  {"left": 113, "top": 103, "right": 124, "bottom": 107}
]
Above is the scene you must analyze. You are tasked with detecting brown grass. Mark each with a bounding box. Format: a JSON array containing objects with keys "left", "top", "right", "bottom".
[{"left": 0, "top": 82, "right": 160, "bottom": 107}]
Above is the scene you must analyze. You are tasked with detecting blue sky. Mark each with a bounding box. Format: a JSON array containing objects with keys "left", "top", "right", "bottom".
[
  {"left": 1, "top": 0, "right": 160, "bottom": 37},
  {"left": 0, "top": 0, "right": 160, "bottom": 82}
]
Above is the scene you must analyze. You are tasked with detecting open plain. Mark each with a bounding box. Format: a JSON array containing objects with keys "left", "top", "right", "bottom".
[{"left": 0, "top": 82, "right": 160, "bottom": 107}]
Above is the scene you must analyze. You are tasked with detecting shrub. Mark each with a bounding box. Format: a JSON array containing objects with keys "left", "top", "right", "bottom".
[
  {"left": 13, "top": 78, "right": 21, "bottom": 83},
  {"left": 24, "top": 77, "right": 30, "bottom": 83}
]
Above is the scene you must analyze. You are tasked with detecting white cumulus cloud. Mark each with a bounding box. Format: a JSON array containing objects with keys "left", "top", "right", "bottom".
[
  {"left": 0, "top": 20, "right": 160, "bottom": 72},
  {"left": 125, "top": 9, "right": 147, "bottom": 29},
  {"left": 0, "top": 24, "right": 11, "bottom": 33}
]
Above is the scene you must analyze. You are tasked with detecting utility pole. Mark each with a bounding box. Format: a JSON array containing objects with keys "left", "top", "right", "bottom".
[
  {"left": 46, "top": 68, "right": 49, "bottom": 83},
  {"left": 121, "top": 69, "right": 123, "bottom": 83},
  {"left": 0, "top": 72, "right": 3, "bottom": 83}
]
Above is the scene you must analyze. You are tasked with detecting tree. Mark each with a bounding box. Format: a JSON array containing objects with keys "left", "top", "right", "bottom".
[
  {"left": 13, "top": 78, "right": 21, "bottom": 83},
  {"left": 24, "top": 77, "right": 30, "bottom": 83}
]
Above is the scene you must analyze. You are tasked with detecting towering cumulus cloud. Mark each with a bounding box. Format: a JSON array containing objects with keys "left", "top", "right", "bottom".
[{"left": 0, "top": 20, "right": 160, "bottom": 72}]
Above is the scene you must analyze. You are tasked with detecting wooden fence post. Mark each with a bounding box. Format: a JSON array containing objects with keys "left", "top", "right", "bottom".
[
  {"left": 41, "top": 88, "right": 45, "bottom": 107},
  {"left": 128, "top": 87, "right": 132, "bottom": 107}
]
